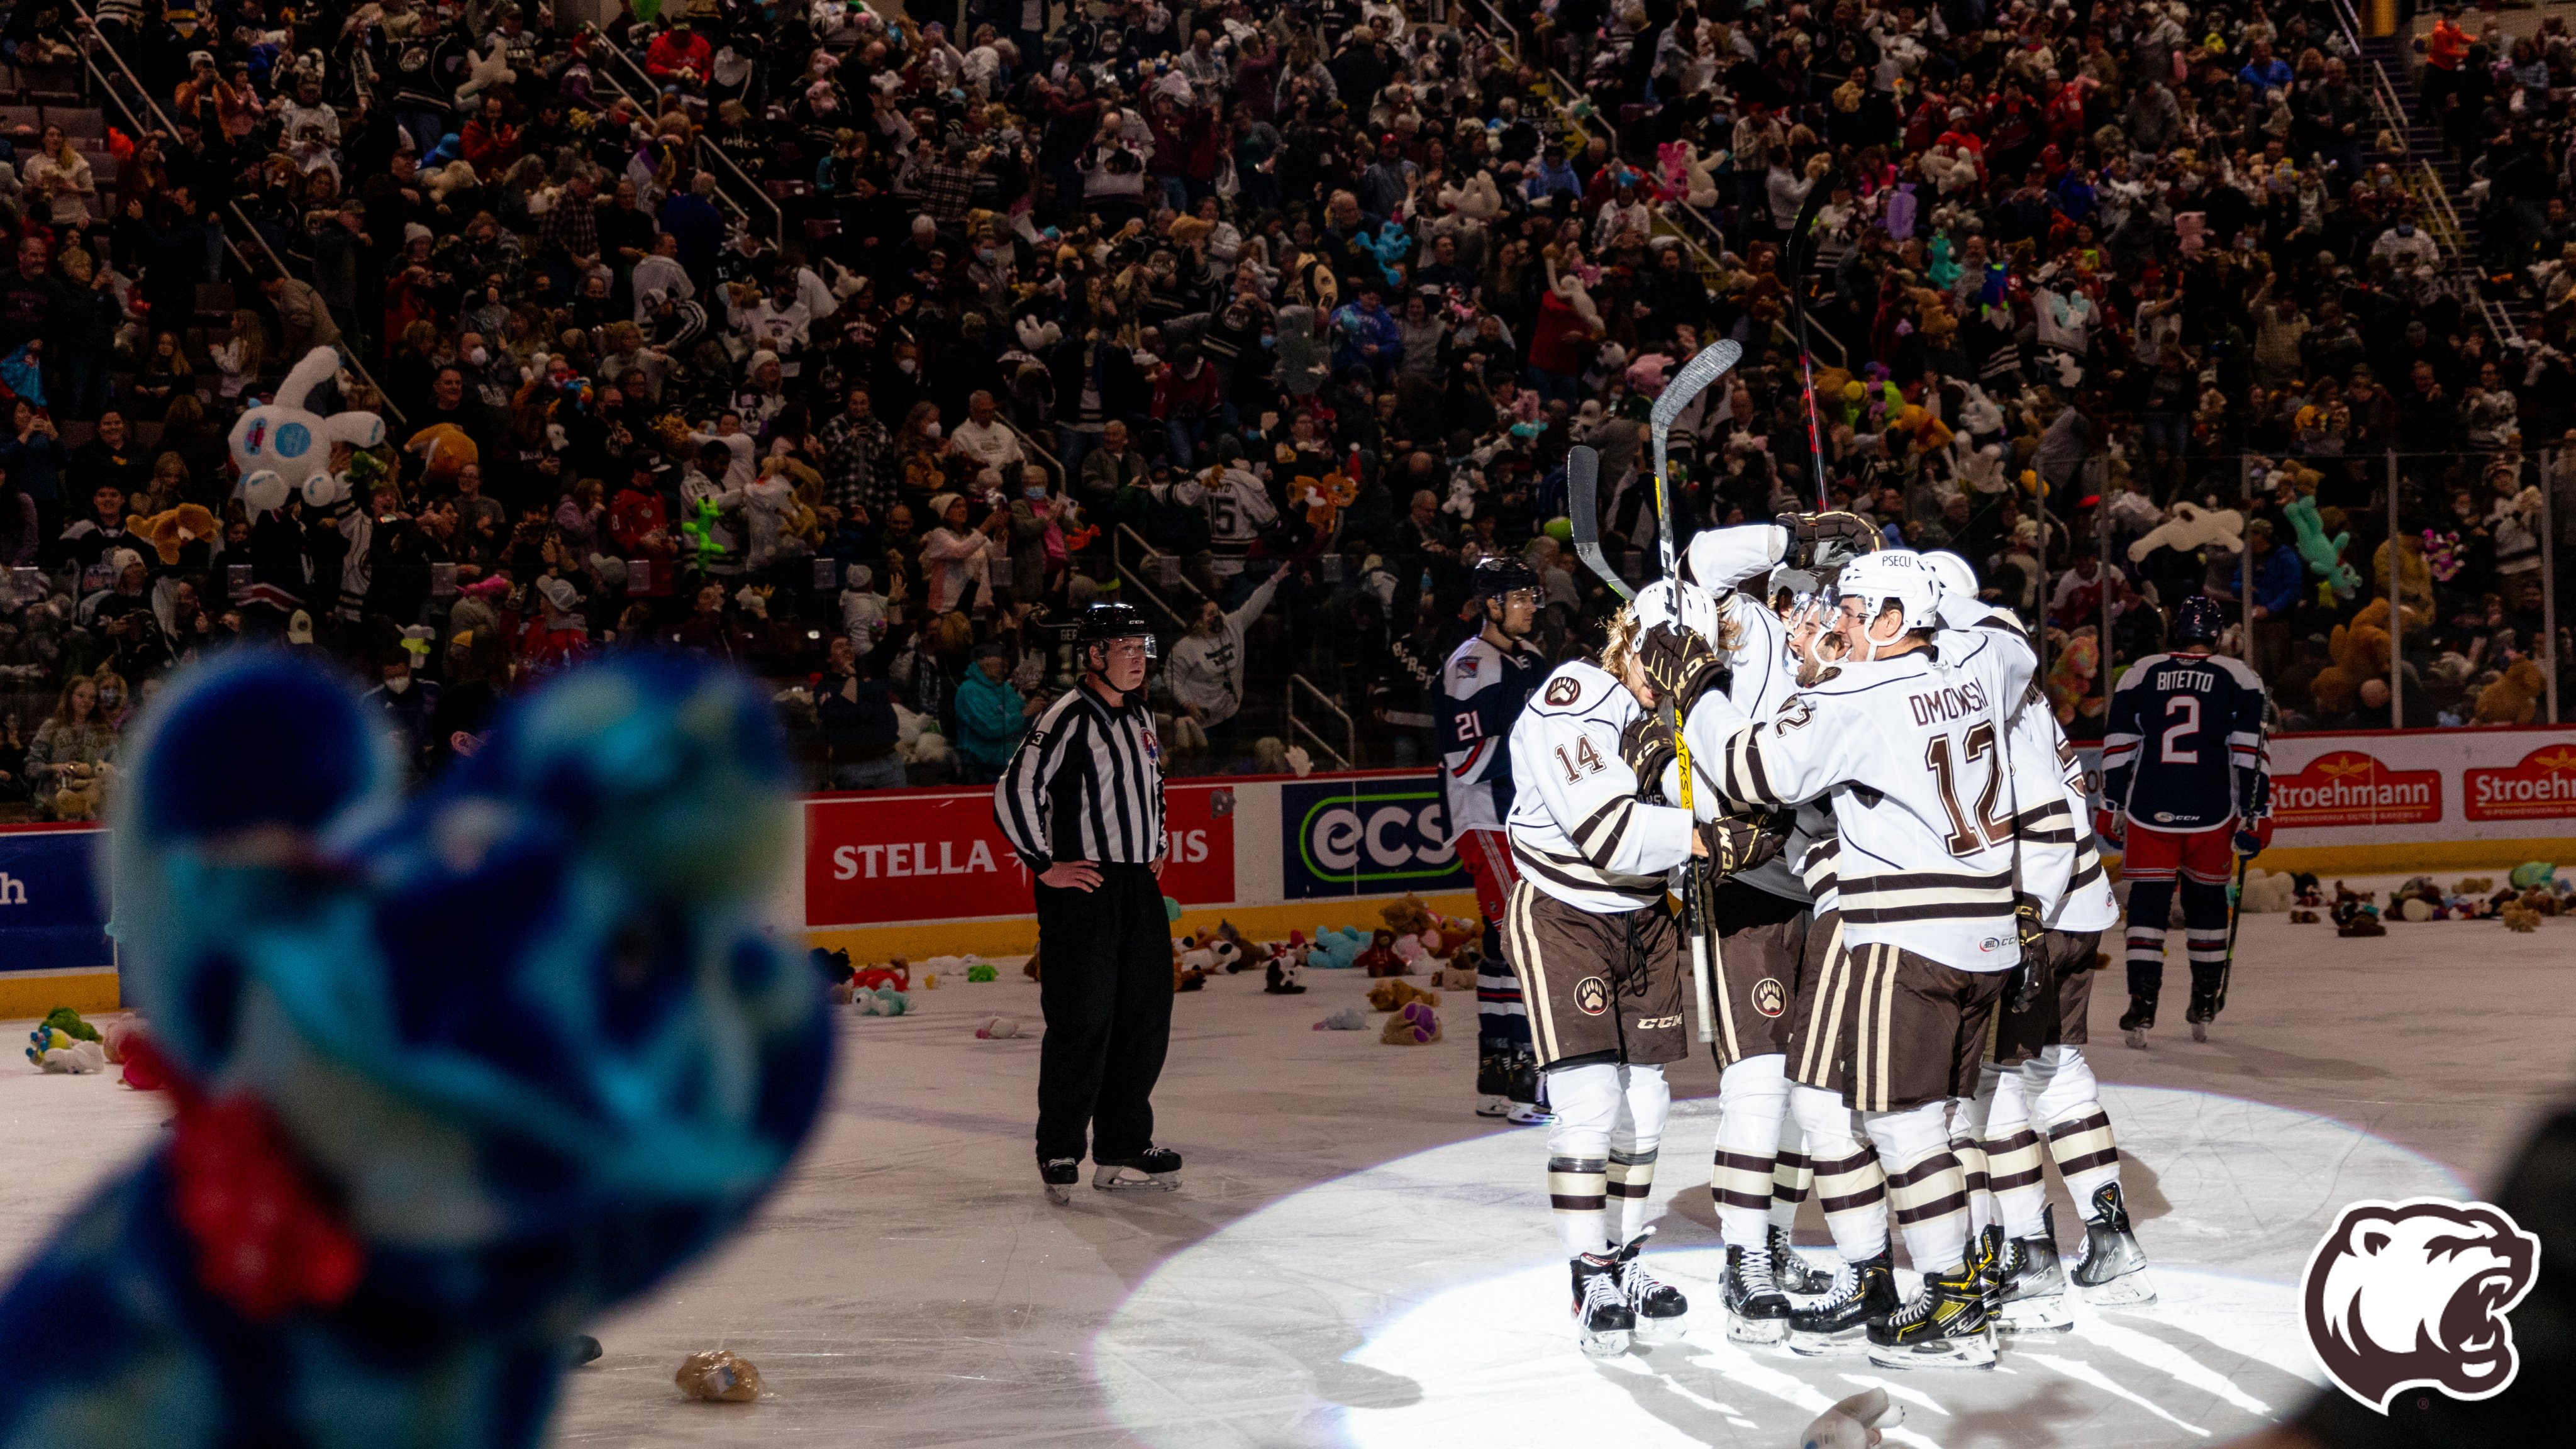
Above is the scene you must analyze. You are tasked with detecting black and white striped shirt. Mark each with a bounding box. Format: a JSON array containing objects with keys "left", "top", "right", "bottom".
[{"left": 994, "top": 685, "right": 1166, "bottom": 874}]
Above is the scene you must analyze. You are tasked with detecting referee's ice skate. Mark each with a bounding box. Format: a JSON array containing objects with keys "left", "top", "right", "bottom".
[
  {"left": 1092, "top": 1146, "right": 1182, "bottom": 1192},
  {"left": 1040, "top": 1157, "right": 1081, "bottom": 1205}
]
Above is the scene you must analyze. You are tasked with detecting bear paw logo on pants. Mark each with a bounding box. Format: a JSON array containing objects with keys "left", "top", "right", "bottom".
[{"left": 2302, "top": 1197, "right": 2540, "bottom": 1413}]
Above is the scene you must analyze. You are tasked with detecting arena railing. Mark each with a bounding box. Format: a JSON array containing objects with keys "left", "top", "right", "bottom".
[
  {"left": 68, "top": 2, "right": 404, "bottom": 425},
  {"left": 580, "top": 23, "right": 785, "bottom": 251},
  {"left": 2324, "top": 0, "right": 2518, "bottom": 347},
  {"left": 1288, "top": 673, "right": 1356, "bottom": 771}
]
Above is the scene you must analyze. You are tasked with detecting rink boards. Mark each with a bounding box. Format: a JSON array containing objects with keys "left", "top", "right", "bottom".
[
  {"left": 2076, "top": 723, "right": 2576, "bottom": 877},
  {"left": 8, "top": 728, "right": 2572, "bottom": 1011},
  {"left": 796, "top": 768, "right": 1480, "bottom": 960}
]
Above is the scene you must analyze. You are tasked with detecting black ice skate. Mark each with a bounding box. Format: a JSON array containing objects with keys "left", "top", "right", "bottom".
[
  {"left": 1770, "top": 1224, "right": 1835, "bottom": 1296},
  {"left": 1720, "top": 1243, "right": 1789, "bottom": 1344},
  {"left": 2185, "top": 980, "right": 2223, "bottom": 1041},
  {"left": 1092, "top": 1146, "right": 1182, "bottom": 1193},
  {"left": 1615, "top": 1230, "right": 1689, "bottom": 1345},
  {"left": 1996, "top": 1207, "right": 2072, "bottom": 1331},
  {"left": 2120, "top": 992, "right": 2157, "bottom": 1050},
  {"left": 2072, "top": 1182, "right": 2155, "bottom": 1304},
  {"left": 1787, "top": 1252, "right": 1899, "bottom": 1355},
  {"left": 1866, "top": 1263, "right": 1997, "bottom": 1369},
  {"left": 1571, "top": 1253, "right": 1636, "bottom": 1358},
  {"left": 1040, "top": 1157, "right": 1081, "bottom": 1205}
]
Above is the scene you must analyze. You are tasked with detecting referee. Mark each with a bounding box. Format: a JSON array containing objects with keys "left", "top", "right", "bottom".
[{"left": 995, "top": 602, "right": 1184, "bottom": 1203}]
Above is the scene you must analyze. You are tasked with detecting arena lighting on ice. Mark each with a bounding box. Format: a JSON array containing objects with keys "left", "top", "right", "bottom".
[{"left": 1093, "top": 1087, "right": 2466, "bottom": 1448}]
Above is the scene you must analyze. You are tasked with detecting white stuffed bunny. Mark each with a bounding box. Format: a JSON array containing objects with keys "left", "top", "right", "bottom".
[{"left": 230, "top": 347, "right": 386, "bottom": 515}]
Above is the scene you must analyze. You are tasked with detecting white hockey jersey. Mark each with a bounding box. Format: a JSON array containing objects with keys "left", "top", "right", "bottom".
[
  {"left": 1932, "top": 594, "right": 2115, "bottom": 934},
  {"left": 1151, "top": 465, "right": 1279, "bottom": 550},
  {"left": 1506, "top": 660, "right": 1697, "bottom": 914},
  {"left": 1684, "top": 635, "right": 2028, "bottom": 973},
  {"left": 1682, "top": 523, "right": 1825, "bottom": 904}
]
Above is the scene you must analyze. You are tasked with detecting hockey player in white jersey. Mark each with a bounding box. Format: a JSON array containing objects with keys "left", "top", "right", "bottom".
[
  {"left": 1617, "top": 514, "right": 1876, "bottom": 1343},
  {"left": 1502, "top": 582, "right": 1729, "bottom": 1357},
  {"left": 1906, "top": 553, "right": 2150, "bottom": 1332},
  {"left": 1674, "top": 549, "right": 2032, "bottom": 1368},
  {"left": 1913, "top": 555, "right": 2158, "bottom": 1321}
]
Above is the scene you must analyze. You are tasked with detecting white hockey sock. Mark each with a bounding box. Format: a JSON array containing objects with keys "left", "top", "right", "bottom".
[
  {"left": 1790, "top": 1082, "right": 1887, "bottom": 1262},
  {"left": 2032, "top": 1046, "right": 2121, "bottom": 1211},
  {"left": 1949, "top": 1094, "right": 1995, "bottom": 1242},
  {"left": 1768, "top": 1110, "right": 1812, "bottom": 1235},
  {"left": 1609, "top": 1064, "right": 1672, "bottom": 1245},
  {"left": 1546, "top": 1062, "right": 1622, "bottom": 1255},
  {"left": 1867, "top": 1099, "right": 1969, "bottom": 1277},
  {"left": 1709, "top": 1055, "right": 1788, "bottom": 1248},
  {"left": 1985, "top": 1060, "right": 2049, "bottom": 1241}
]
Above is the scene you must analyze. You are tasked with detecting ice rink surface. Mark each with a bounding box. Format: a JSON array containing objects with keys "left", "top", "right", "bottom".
[{"left": 1, "top": 907, "right": 2569, "bottom": 1446}]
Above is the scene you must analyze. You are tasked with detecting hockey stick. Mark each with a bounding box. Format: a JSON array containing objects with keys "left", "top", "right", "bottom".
[
  {"left": 2202, "top": 853, "right": 2249, "bottom": 1043},
  {"left": 1564, "top": 444, "right": 1633, "bottom": 602},
  {"left": 1782, "top": 184, "right": 1834, "bottom": 511},
  {"left": 1645, "top": 341, "right": 1740, "bottom": 1048},
  {"left": 1646, "top": 339, "right": 1743, "bottom": 569}
]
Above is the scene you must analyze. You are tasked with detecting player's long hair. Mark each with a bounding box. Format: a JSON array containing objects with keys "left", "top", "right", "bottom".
[
  {"left": 1599, "top": 598, "right": 1741, "bottom": 680},
  {"left": 1599, "top": 606, "right": 1645, "bottom": 680}
]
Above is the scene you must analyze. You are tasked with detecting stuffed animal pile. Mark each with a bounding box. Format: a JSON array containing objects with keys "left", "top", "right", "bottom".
[
  {"left": 0, "top": 651, "right": 830, "bottom": 1448},
  {"left": 2373, "top": 868, "right": 2573, "bottom": 925}
]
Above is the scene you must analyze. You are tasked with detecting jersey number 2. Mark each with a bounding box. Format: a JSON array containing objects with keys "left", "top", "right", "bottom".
[
  {"left": 1925, "top": 723, "right": 2014, "bottom": 857},
  {"left": 2160, "top": 696, "right": 2201, "bottom": 763}
]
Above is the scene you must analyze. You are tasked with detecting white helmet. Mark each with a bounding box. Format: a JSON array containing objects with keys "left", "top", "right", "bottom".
[
  {"left": 1834, "top": 549, "right": 1941, "bottom": 643},
  {"left": 1630, "top": 576, "right": 1725, "bottom": 648},
  {"left": 1919, "top": 550, "right": 1979, "bottom": 601}
]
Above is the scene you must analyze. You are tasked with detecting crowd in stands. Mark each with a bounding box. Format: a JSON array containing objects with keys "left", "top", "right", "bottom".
[{"left": 0, "top": 0, "right": 2567, "bottom": 816}]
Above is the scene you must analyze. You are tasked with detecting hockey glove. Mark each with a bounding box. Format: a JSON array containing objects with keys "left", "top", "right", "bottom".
[
  {"left": 1618, "top": 712, "right": 1677, "bottom": 794},
  {"left": 2092, "top": 807, "right": 2126, "bottom": 851},
  {"left": 1701, "top": 810, "right": 1787, "bottom": 877},
  {"left": 2233, "top": 815, "right": 2274, "bottom": 858},
  {"left": 1778, "top": 510, "right": 1881, "bottom": 571},
  {"left": 1636, "top": 621, "right": 1728, "bottom": 709},
  {"left": 2006, "top": 896, "right": 2049, "bottom": 1013}
]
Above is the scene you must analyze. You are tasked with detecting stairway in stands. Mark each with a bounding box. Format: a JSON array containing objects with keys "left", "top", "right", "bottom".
[
  {"left": 9, "top": 41, "right": 242, "bottom": 455},
  {"left": 2359, "top": 29, "right": 2536, "bottom": 338}
]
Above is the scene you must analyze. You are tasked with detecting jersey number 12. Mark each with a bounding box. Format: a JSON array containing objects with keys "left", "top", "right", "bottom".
[{"left": 1925, "top": 723, "right": 2014, "bottom": 857}]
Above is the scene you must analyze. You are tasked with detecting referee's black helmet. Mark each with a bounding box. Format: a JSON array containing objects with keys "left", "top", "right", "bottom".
[{"left": 1079, "top": 602, "right": 1158, "bottom": 658}]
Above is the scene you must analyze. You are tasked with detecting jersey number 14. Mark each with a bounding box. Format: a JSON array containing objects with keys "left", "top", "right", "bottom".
[{"left": 1925, "top": 723, "right": 2014, "bottom": 857}]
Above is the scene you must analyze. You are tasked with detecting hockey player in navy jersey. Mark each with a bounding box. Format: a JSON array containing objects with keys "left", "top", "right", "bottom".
[
  {"left": 1442, "top": 557, "right": 1553, "bottom": 1123},
  {"left": 2096, "top": 594, "right": 2273, "bottom": 1048}
]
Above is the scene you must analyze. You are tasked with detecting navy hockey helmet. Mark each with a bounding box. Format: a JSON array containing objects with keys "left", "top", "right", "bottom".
[
  {"left": 2172, "top": 594, "right": 2228, "bottom": 646},
  {"left": 1472, "top": 555, "right": 1541, "bottom": 599}
]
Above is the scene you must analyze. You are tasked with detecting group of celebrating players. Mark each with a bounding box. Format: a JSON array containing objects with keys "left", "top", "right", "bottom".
[{"left": 1441, "top": 506, "right": 2273, "bottom": 1367}]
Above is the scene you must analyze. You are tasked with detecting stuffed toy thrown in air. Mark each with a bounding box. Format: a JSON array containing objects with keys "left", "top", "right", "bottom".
[{"left": 0, "top": 650, "right": 831, "bottom": 1449}]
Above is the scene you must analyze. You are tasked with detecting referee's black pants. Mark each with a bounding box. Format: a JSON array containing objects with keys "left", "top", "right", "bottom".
[{"left": 1035, "top": 863, "right": 1174, "bottom": 1164}]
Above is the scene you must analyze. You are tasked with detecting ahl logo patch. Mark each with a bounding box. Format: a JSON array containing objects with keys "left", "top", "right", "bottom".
[
  {"left": 1752, "top": 978, "right": 1787, "bottom": 1018},
  {"left": 2302, "top": 1197, "right": 2540, "bottom": 1414},
  {"left": 1545, "top": 677, "right": 1582, "bottom": 707},
  {"left": 1573, "top": 975, "right": 1609, "bottom": 1016}
]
